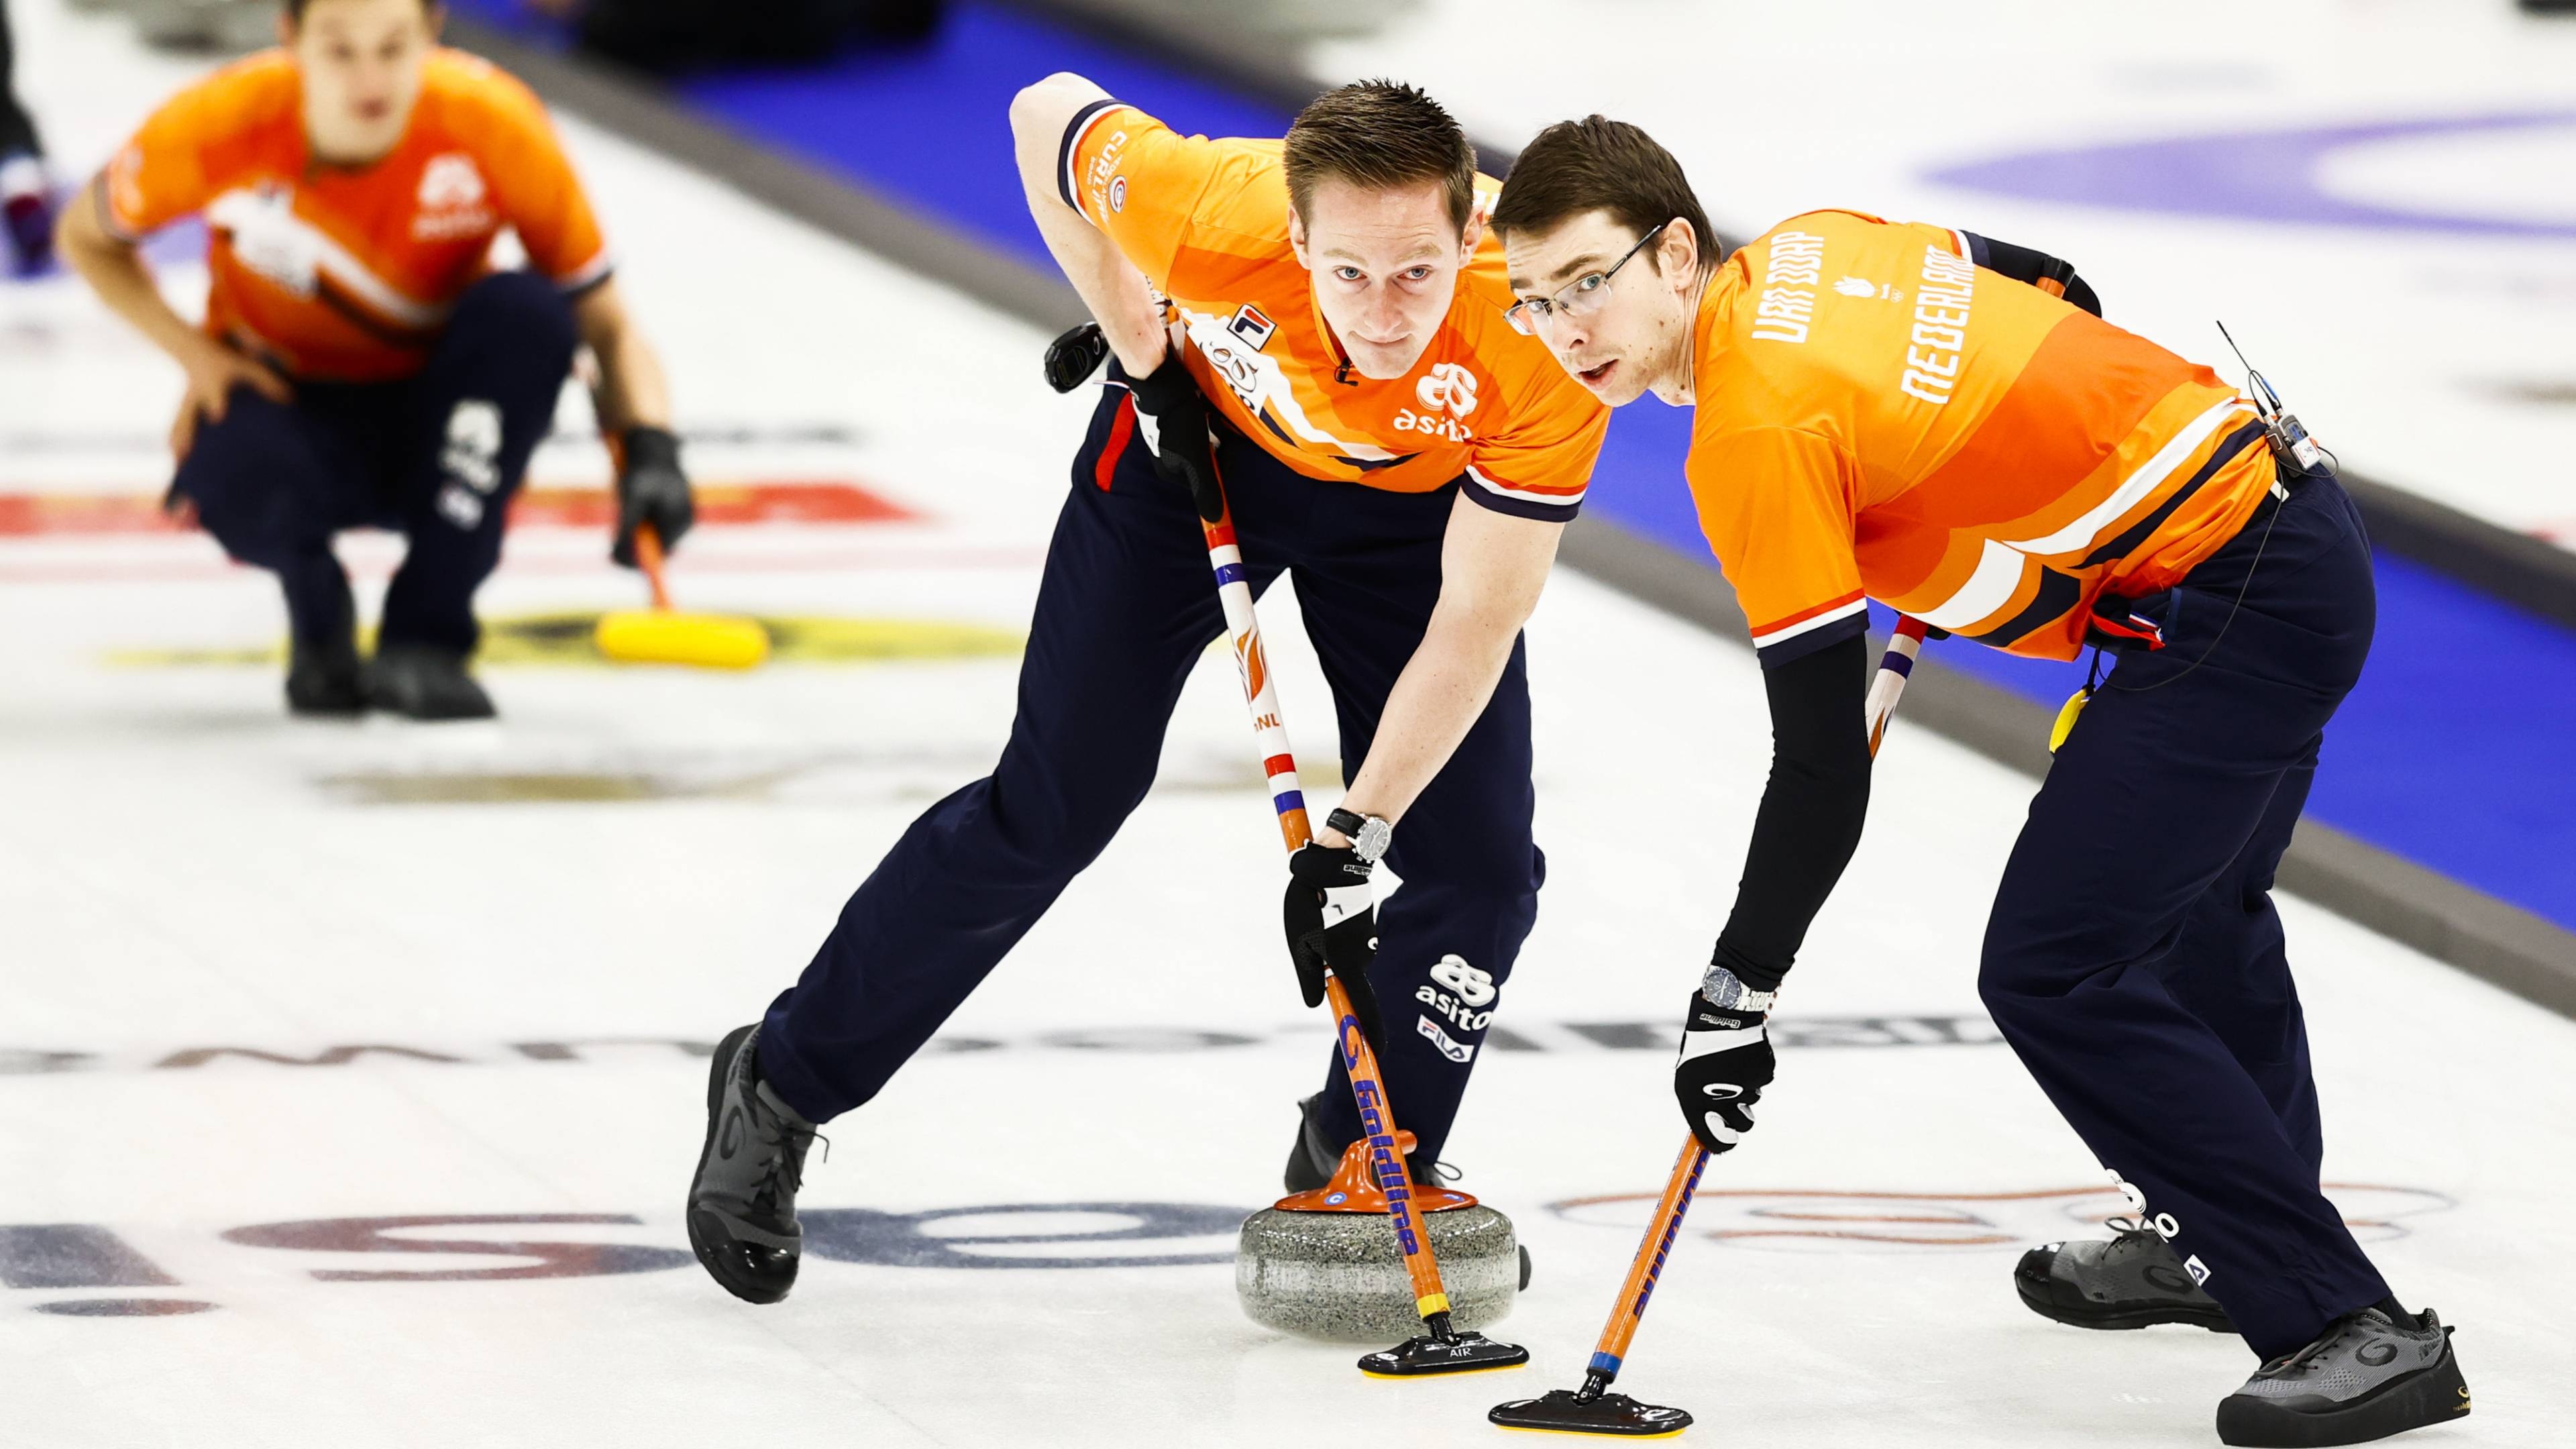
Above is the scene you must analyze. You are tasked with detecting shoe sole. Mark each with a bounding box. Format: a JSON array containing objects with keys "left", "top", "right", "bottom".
[
  {"left": 2014, "top": 1262, "right": 2237, "bottom": 1333},
  {"left": 2216, "top": 1344, "right": 2469, "bottom": 1447},
  {"left": 686, "top": 1023, "right": 790, "bottom": 1305}
]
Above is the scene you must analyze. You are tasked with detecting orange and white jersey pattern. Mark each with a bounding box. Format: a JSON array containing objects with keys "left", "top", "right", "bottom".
[
  {"left": 1058, "top": 99, "right": 1607, "bottom": 518},
  {"left": 101, "top": 48, "right": 610, "bottom": 382},
  {"left": 1688, "top": 209, "right": 2275, "bottom": 663}
]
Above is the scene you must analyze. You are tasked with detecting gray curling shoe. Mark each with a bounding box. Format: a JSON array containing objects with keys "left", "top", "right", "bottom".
[
  {"left": 2015, "top": 1217, "right": 2236, "bottom": 1332},
  {"left": 2216, "top": 1306, "right": 2468, "bottom": 1447},
  {"left": 686, "top": 1024, "right": 819, "bottom": 1304}
]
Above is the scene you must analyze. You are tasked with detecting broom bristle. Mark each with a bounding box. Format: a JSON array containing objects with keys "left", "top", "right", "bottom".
[{"left": 595, "top": 610, "right": 769, "bottom": 669}]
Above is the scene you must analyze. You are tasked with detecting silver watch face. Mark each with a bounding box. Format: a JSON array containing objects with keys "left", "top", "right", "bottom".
[{"left": 1352, "top": 815, "right": 1393, "bottom": 863}]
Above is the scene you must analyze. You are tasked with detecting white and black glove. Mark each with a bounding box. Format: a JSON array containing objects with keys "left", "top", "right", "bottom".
[
  {"left": 1124, "top": 356, "right": 1224, "bottom": 523},
  {"left": 1672, "top": 969, "right": 1776, "bottom": 1157},
  {"left": 1284, "top": 840, "right": 1383, "bottom": 1048}
]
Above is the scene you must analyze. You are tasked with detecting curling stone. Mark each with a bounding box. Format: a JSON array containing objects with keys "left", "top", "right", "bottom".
[{"left": 1236, "top": 1129, "right": 1523, "bottom": 1342}]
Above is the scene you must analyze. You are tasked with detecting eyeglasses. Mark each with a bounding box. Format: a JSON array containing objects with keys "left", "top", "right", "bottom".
[{"left": 1504, "top": 221, "right": 1669, "bottom": 336}]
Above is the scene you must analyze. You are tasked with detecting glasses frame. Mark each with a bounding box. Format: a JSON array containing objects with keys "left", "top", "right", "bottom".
[{"left": 1505, "top": 221, "right": 1672, "bottom": 335}]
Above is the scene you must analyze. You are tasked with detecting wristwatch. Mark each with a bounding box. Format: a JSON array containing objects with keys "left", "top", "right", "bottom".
[
  {"left": 1699, "top": 963, "right": 1777, "bottom": 1015},
  {"left": 1325, "top": 807, "right": 1394, "bottom": 865}
]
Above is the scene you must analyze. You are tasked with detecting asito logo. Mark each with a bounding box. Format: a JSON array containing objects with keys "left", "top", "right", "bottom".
[
  {"left": 1397, "top": 362, "right": 1481, "bottom": 442},
  {"left": 1429, "top": 955, "right": 1495, "bottom": 1006},
  {"left": 417, "top": 153, "right": 486, "bottom": 209},
  {"left": 1416, "top": 954, "right": 1496, "bottom": 1034},
  {"left": 1415, "top": 362, "right": 1479, "bottom": 419},
  {"left": 413, "top": 152, "right": 494, "bottom": 241}
]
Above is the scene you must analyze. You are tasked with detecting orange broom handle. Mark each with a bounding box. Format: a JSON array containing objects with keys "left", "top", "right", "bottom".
[
  {"left": 635, "top": 523, "right": 674, "bottom": 612},
  {"left": 1578, "top": 613, "right": 1931, "bottom": 1392}
]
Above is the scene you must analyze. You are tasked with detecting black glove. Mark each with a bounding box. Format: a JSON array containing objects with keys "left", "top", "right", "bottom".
[
  {"left": 1284, "top": 841, "right": 1383, "bottom": 1046},
  {"left": 1042, "top": 321, "right": 1112, "bottom": 394},
  {"left": 1124, "top": 356, "right": 1224, "bottom": 523},
  {"left": 613, "top": 424, "right": 694, "bottom": 568},
  {"left": 1672, "top": 989, "right": 1774, "bottom": 1157}
]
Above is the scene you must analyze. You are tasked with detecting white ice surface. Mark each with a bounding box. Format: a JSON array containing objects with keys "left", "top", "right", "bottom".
[
  {"left": 2, "top": 3, "right": 2571, "bottom": 1445},
  {"left": 1310, "top": 0, "right": 2576, "bottom": 546}
]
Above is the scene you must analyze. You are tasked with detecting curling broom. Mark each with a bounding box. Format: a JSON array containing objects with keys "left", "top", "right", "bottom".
[
  {"left": 594, "top": 523, "right": 769, "bottom": 669},
  {"left": 1188, "top": 440, "right": 1527, "bottom": 1380},
  {"left": 1489, "top": 615, "right": 1931, "bottom": 1436}
]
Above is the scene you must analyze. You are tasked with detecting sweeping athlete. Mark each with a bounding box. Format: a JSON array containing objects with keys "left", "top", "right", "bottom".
[
  {"left": 1489, "top": 118, "right": 2467, "bottom": 1448},
  {"left": 59, "top": 0, "right": 692, "bottom": 720},
  {"left": 684, "top": 79, "right": 1607, "bottom": 1305}
]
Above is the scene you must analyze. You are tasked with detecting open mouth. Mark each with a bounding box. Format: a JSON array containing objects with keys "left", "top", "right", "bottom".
[{"left": 1579, "top": 360, "right": 1617, "bottom": 386}]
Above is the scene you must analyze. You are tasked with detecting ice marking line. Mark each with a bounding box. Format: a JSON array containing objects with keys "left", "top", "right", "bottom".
[{"left": 0, "top": 1017, "right": 2009, "bottom": 1075}]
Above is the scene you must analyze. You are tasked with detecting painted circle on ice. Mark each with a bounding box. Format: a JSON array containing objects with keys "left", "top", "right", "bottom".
[
  {"left": 1549, "top": 1183, "right": 2458, "bottom": 1254},
  {"left": 803, "top": 1201, "right": 1250, "bottom": 1269},
  {"left": 33, "top": 1299, "right": 218, "bottom": 1317},
  {"left": 107, "top": 614, "right": 1024, "bottom": 671},
  {"left": 1925, "top": 111, "right": 2576, "bottom": 239}
]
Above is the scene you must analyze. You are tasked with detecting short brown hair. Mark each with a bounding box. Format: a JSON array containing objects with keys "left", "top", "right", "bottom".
[
  {"left": 1491, "top": 115, "right": 1718, "bottom": 276},
  {"left": 284, "top": 0, "right": 437, "bottom": 21},
  {"left": 1282, "top": 80, "right": 1477, "bottom": 233}
]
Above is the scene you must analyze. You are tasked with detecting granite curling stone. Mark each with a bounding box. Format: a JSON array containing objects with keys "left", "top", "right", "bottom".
[{"left": 1235, "top": 1134, "right": 1525, "bottom": 1342}]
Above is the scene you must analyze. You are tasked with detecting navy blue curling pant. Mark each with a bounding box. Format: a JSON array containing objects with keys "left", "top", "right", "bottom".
[
  {"left": 1980, "top": 470, "right": 2387, "bottom": 1360},
  {"left": 759, "top": 382, "right": 1544, "bottom": 1169},
  {"left": 170, "top": 272, "right": 578, "bottom": 654}
]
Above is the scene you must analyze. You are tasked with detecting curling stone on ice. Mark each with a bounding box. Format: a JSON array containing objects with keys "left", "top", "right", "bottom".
[{"left": 1236, "top": 1128, "right": 1526, "bottom": 1341}]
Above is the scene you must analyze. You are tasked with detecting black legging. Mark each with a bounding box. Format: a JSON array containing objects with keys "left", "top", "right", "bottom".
[{"left": 0, "top": 0, "right": 43, "bottom": 160}]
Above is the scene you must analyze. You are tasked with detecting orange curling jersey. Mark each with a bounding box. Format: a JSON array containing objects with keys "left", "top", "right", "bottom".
[
  {"left": 1687, "top": 210, "right": 2275, "bottom": 663},
  {"left": 1058, "top": 99, "right": 1607, "bottom": 518},
  {"left": 100, "top": 48, "right": 610, "bottom": 383}
]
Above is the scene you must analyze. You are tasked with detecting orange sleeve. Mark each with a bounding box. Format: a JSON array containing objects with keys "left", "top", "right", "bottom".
[
  {"left": 472, "top": 73, "right": 611, "bottom": 290},
  {"left": 1688, "top": 427, "right": 1870, "bottom": 665},
  {"left": 1055, "top": 100, "right": 1223, "bottom": 292},
  {"left": 1459, "top": 351, "right": 1608, "bottom": 522},
  {"left": 100, "top": 79, "right": 225, "bottom": 240}
]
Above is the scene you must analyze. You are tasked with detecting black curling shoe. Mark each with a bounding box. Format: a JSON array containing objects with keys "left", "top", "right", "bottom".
[
  {"left": 2015, "top": 1217, "right": 2237, "bottom": 1332},
  {"left": 366, "top": 643, "right": 495, "bottom": 720},
  {"left": 2216, "top": 1306, "right": 2469, "bottom": 1447},
  {"left": 286, "top": 632, "right": 365, "bottom": 717},
  {"left": 686, "top": 1024, "right": 818, "bottom": 1305}
]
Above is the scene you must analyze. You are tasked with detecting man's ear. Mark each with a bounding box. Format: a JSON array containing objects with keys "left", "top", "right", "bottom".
[
  {"left": 1286, "top": 205, "right": 1309, "bottom": 268},
  {"left": 1659, "top": 219, "right": 1701, "bottom": 287},
  {"left": 276, "top": 9, "right": 296, "bottom": 46},
  {"left": 427, "top": 3, "right": 447, "bottom": 40},
  {"left": 1458, "top": 207, "right": 1485, "bottom": 260}
]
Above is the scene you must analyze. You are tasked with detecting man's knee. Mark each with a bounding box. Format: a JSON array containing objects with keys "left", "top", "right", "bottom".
[
  {"left": 447, "top": 271, "right": 578, "bottom": 373},
  {"left": 173, "top": 392, "right": 321, "bottom": 563}
]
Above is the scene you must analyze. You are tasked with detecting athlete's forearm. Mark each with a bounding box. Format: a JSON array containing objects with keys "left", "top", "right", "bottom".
[
  {"left": 1713, "top": 633, "right": 1874, "bottom": 992},
  {"left": 1010, "top": 72, "right": 1167, "bottom": 377},
  {"left": 60, "top": 180, "right": 209, "bottom": 364},
  {"left": 1030, "top": 202, "right": 1168, "bottom": 376},
  {"left": 574, "top": 278, "right": 669, "bottom": 433},
  {"left": 1338, "top": 496, "right": 1562, "bottom": 828}
]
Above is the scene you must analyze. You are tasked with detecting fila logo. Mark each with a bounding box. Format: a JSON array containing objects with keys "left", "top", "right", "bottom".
[
  {"left": 1227, "top": 305, "right": 1277, "bottom": 351},
  {"left": 1414, "top": 362, "right": 1479, "bottom": 419},
  {"left": 1415, "top": 1015, "right": 1474, "bottom": 1064},
  {"left": 417, "top": 154, "right": 486, "bottom": 209}
]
